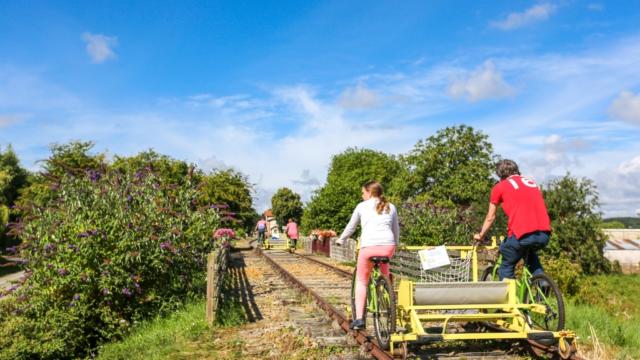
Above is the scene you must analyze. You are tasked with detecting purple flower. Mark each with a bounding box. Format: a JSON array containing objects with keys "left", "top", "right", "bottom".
[
  {"left": 160, "top": 241, "right": 176, "bottom": 253},
  {"left": 86, "top": 169, "right": 102, "bottom": 182},
  {"left": 5, "top": 246, "right": 16, "bottom": 254},
  {"left": 102, "top": 288, "right": 110, "bottom": 296},
  {"left": 44, "top": 243, "right": 56, "bottom": 252},
  {"left": 67, "top": 244, "right": 79, "bottom": 252},
  {"left": 77, "top": 232, "right": 89, "bottom": 238},
  {"left": 7, "top": 284, "right": 19, "bottom": 292},
  {"left": 57, "top": 268, "right": 69, "bottom": 276},
  {"left": 126, "top": 195, "right": 133, "bottom": 202},
  {"left": 46, "top": 263, "right": 54, "bottom": 269},
  {"left": 73, "top": 294, "right": 81, "bottom": 301},
  {"left": 121, "top": 288, "right": 133, "bottom": 297}
]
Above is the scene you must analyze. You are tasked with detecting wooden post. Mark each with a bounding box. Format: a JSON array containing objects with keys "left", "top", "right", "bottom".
[{"left": 206, "top": 251, "right": 217, "bottom": 325}]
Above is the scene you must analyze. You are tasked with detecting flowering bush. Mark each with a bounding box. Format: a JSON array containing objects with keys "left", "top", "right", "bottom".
[
  {"left": 0, "top": 166, "right": 220, "bottom": 359},
  {"left": 213, "top": 228, "right": 236, "bottom": 240}
]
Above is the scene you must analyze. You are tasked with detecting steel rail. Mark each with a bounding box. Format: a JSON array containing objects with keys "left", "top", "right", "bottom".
[
  {"left": 291, "top": 252, "right": 353, "bottom": 278},
  {"left": 258, "top": 249, "right": 395, "bottom": 360}
]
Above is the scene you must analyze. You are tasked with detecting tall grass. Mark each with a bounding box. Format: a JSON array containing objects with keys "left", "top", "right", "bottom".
[{"left": 566, "top": 274, "right": 640, "bottom": 359}]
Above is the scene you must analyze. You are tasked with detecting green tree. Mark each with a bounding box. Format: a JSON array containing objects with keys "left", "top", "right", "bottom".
[
  {"left": 41, "top": 141, "right": 105, "bottom": 178},
  {"left": 400, "top": 125, "right": 496, "bottom": 207},
  {"left": 302, "top": 148, "right": 404, "bottom": 234},
  {"left": 0, "top": 145, "right": 30, "bottom": 248},
  {"left": 112, "top": 150, "right": 199, "bottom": 186},
  {"left": 601, "top": 220, "right": 626, "bottom": 229},
  {"left": 542, "top": 174, "right": 610, "bottom": 274},
  {"left": 0, "top": 145, "right": 29, "bottom": 206},
  {"left": 198, "top": 169, "right": 257, "bottom": 232},
  {"left": 271, "top": 187, "right": 303, "bottom": 227}
]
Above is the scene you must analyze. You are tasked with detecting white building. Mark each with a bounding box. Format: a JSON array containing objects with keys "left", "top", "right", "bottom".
[{"left": 603, "top": 229, "right": 640, "bottom": 273}]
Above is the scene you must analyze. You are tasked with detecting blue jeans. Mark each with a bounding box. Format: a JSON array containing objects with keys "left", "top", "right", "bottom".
[{"left": 498, "top": 231, "right": 549, "bottom": 280}]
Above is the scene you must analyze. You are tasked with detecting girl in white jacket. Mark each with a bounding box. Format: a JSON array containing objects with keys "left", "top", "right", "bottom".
[{"left": 336, "top": 181, "right": 399, "bottom": 330}]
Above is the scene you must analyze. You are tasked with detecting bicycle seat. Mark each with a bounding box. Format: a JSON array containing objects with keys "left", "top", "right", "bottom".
[{"left": 369, "top": 256, "right": 390, "bottom": 264}]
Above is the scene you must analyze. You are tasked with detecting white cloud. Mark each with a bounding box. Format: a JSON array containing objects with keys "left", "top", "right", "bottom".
[
  {"left": 0, "top": 114, "right": 23, "bottom": 128},
  {"left": 338, "top": 84, "right": 380, "bottom": 109},
  {"left": 490, "top": 3, "right": 557, "bottom": 30},
  {"left": 597, "top": 155, "right": 640, "bottom": 217},
  {"left": 609, "top": 91, "right": 640, "bottom": 124},
  {"left": 448, "top": 61, "right": 514, "bottom": 101},
  {"left": 82, "top": 32, "right": 118, "bottom": 63},
  {"left": 618, "top": 156, "right": 640, "bottom": 175}
]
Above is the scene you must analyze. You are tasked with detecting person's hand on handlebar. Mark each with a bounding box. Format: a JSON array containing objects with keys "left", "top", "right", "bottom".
[
  {"left": 473, "top": 233, "right": 486, "bottom": 245},
  {"left": 335, "top": 238, "right": 345, "bottom": 246}
]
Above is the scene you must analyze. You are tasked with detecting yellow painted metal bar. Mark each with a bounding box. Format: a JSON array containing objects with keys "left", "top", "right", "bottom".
[
  {"left": 410, "top": 309, "right": 427, "bottom": 335},
  {"left": 441, "top": 333, "right": 530, "bottom": 340},
  {"left": 391, "top": 331, "right": 566, "bottom": 342},
  {"left": 416, "top": 313, "right": 518, "bottom": 321}
]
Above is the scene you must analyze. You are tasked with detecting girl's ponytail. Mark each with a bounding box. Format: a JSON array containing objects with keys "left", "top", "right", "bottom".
[{"left": 363, "top": 180, "right": 390, "bottom": 214}]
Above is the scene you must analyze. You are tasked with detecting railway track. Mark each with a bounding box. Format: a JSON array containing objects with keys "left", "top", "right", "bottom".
[{"left": 257, "top": 249, "right": 583, "bottom": 360}]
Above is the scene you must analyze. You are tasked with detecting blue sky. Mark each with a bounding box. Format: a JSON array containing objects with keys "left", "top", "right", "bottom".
[{"left": 1, "top": 1, "right": 640, "bottom": 216}]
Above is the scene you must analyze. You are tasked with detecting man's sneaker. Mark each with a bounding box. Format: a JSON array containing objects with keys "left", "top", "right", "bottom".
[{"left": 350, "top": 318, "right": 365, "bottom": 330}]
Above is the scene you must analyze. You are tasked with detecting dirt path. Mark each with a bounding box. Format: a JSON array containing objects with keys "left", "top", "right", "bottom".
[
  {"left": 0, "top": 270, "right": 24, "bottom": 290},
  {"left": 180, "top": 241, "right": 360, "bottom": 360}
]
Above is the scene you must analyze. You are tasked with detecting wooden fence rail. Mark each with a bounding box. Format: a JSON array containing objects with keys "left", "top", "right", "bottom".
[{"left": 206, "top": 244, "right": 230, "bottom": 325}]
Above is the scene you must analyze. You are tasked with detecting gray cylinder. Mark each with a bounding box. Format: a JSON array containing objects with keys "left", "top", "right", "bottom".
[{"left": 414, "top": 281, "right": 509, "bottom": 305}]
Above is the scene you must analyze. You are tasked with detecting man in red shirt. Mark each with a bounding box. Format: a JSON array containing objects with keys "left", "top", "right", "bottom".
[{"left": 474, "top": 159, "right": 551, "bottom": 280}]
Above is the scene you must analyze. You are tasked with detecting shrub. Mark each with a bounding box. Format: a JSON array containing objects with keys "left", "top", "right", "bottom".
[
  {"left": 0, "top": 166, "right": 220, "bottom": 359},
  {"left": 399, "top": 199, "right": 482, "bottom": 246},
  {"left": 540, "top": 256, "right": 583, "bottom": 297}
]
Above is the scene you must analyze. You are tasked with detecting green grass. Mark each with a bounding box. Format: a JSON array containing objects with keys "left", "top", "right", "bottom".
[
  {"left": 98, "top": 276, "right": 246, "bottom": 359},
  {"left": 566, "top": 274, "right": 640, "bottom": 359},
  {"left": 97, "top": 299, "right": 212, "bottom": 360}
]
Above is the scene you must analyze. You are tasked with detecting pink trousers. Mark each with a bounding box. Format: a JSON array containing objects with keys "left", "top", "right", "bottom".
[{"left": 355, "top": 245, "right": 396, "bottom": 319}]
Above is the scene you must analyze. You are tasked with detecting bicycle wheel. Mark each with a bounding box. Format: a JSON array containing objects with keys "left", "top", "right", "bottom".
[
  {"left": 350, "top": 269, "right": 367, "bottom": 324},
  {"left": 525, "top": 273, "right": 565, "bottom": 331},
  {"left": 372, "top": 275, "right": 396, "bottom": 350},
  {"left": 481, "top": 264, "right": 498, "bottom": 282}
]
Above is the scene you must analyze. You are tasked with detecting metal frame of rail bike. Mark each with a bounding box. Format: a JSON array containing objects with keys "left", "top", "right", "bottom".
[
  {"left": 389, "top": 237, "right": 577, "bottom": 359},
  {"left": 262, "top": 235, "right": 290, "bottom": 250}
]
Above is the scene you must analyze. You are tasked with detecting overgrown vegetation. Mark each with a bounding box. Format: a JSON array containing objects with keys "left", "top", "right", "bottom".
[
  {"left": 543, "top": 175, "right": 610, "bottom": 274},
  {"left": 567, "top": 275, "right": 640, "bottom": 359},
  {"left": 0, "top": 141, "right": 259, "bottom": 359}
]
